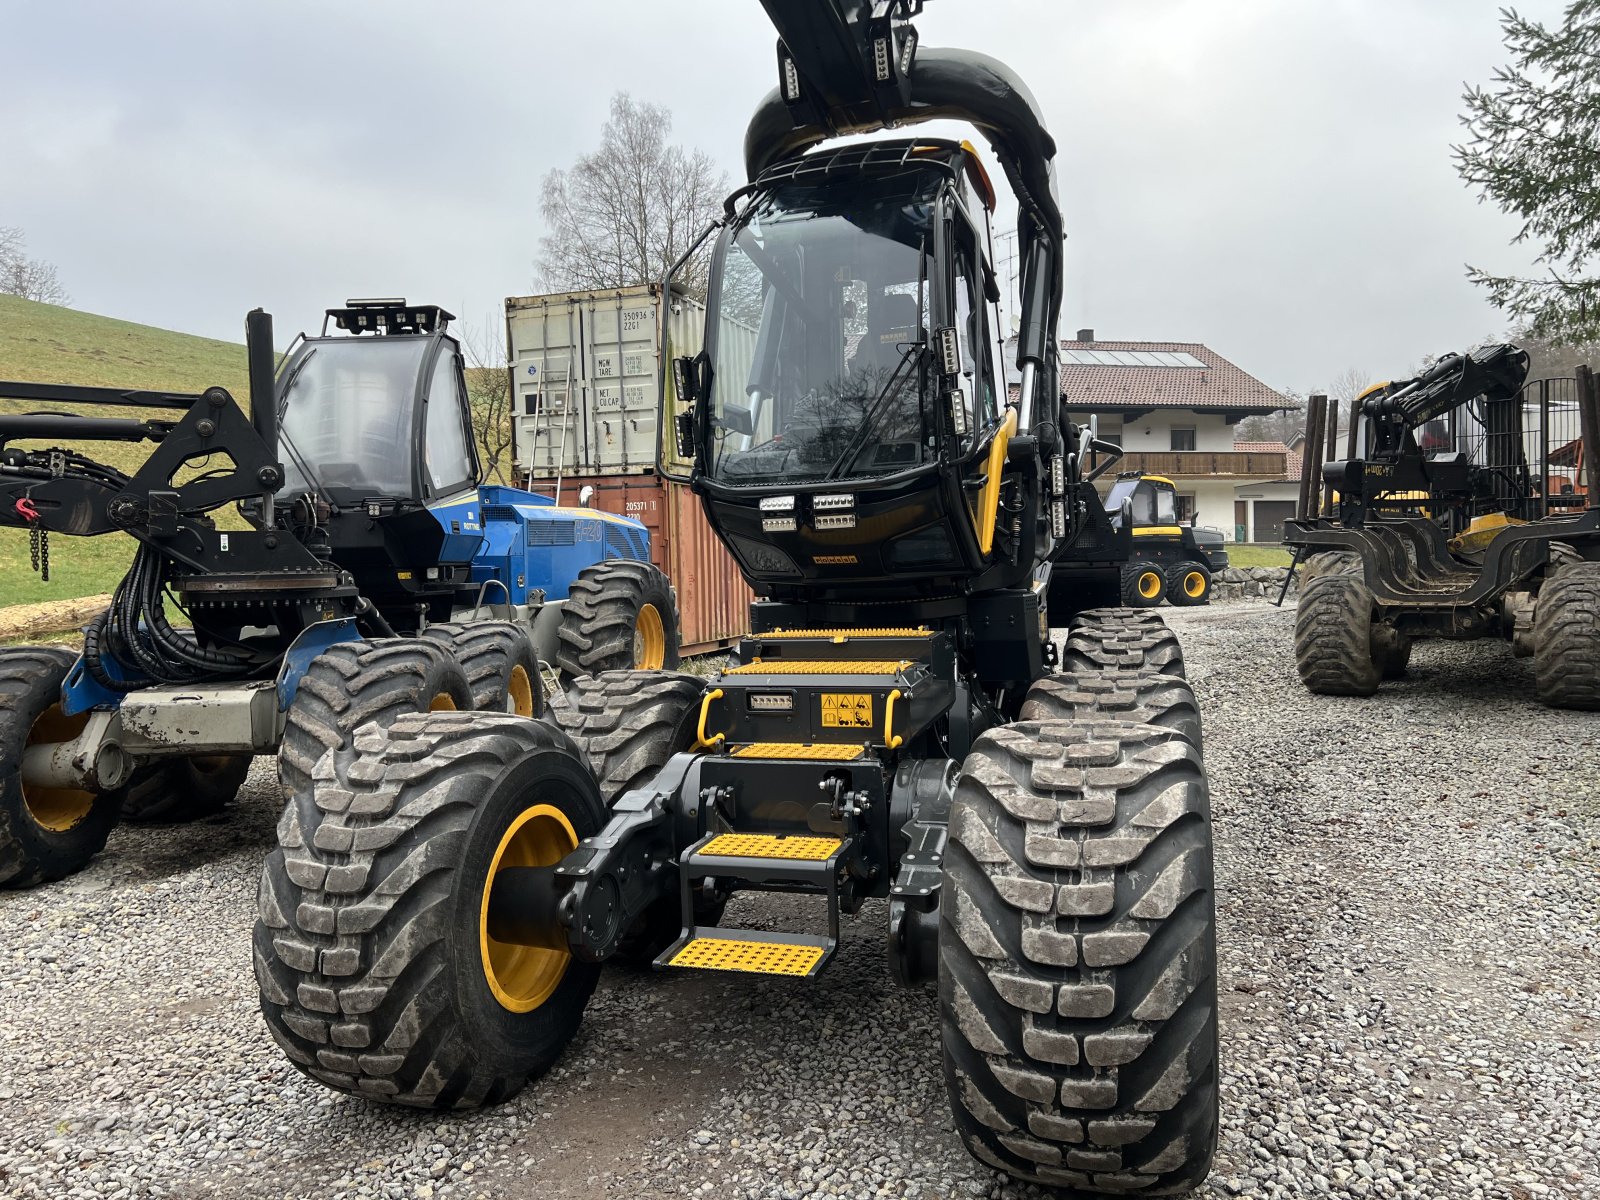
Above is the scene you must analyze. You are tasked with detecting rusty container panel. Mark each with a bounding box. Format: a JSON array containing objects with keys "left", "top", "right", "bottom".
[{"left": 521, "top": 471, "right": 752, "bottom": 656}]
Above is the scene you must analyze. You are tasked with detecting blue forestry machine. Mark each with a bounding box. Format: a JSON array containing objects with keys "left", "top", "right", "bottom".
[
  {"left": 0, "top": 298, "right": 678, "bottom": 886},
  {"left": 252, "top": 5, "right": 1219, "bottom": 1196}
]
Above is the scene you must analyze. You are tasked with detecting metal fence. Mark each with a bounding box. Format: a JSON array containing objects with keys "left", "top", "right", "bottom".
[
  {"left": 1297, "top": 365, "right": 1597, "bottom": 524},
  {"left": 1449, "top": 375, "right": 1588, "bottom": 520}
]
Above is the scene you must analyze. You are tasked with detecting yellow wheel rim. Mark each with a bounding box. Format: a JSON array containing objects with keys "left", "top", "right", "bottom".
[
  {"left": 1138, "top": 571, "right": 1163, "bottom": 600},
  {"left": 429, "top": 692, "right": 457, "bottom": 712},
  {"left": 634, "top": 603, "right": 666, "bottom": 670},
  {"left": 479, "top": 804, "right": 577, "bottom": 1013},
  {"left": 1184, "top": 571, "right": 1207, "bottom": 599},
  {"left": 23, "top": 705, "right": 95, "bottom": 832},
  {"left": 506, "top": 665, "right": 535, "bottom": 717}
]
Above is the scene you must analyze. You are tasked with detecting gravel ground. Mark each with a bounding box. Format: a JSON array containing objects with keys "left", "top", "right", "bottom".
[{"left": 1, "top": 601, "right": 1596, "bottom": 1200}]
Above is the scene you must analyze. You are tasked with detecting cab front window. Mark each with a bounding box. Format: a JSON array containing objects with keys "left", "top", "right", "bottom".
[{"left": 705, "top": 170, "right": 943, "bottom": 486}]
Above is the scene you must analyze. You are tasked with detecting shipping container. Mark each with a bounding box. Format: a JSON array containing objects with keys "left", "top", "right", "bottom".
[
  {"left": 521, "top": 471, "right": 753, "bottom": 657},
  {"left": 505, "top": 284, "right": 706, "bottom": 485}
]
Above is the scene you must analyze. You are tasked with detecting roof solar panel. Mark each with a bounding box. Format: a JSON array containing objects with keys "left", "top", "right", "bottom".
[{"left": 1061, "top": 347, "right": 1210, "bottom": 368}]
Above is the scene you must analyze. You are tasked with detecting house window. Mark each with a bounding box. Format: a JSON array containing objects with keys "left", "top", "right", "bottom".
[
  {"left": 1170, "top": 427, "right": 1196, "bottom": 452},
  {"left": 1099, "top": 431, "right": 1123, "bottom": 448},
  {"left": 1175, "top": 494, "right": 1196, "bottom": 523}
]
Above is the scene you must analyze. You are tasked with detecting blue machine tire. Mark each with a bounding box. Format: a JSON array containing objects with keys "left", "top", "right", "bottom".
[
  {"left": 554, "top": 560, "right": 681, "bottom": 678},
  {"left": 0, "top": 645, "right": 123, "bottom": 887},
  {"left": 120, "top": 754, "right": 252, "bottom": 824},
  {"left": 421, "top": 622, "right": 543, "bottom": 717}
]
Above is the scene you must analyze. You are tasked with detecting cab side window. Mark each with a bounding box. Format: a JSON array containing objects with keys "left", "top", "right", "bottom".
[
  {"left": 953, "top": 228, "right": 998, "bottom": 429},
  {"left": 423, "top": 351, "right": 476, "bottom": 496}
]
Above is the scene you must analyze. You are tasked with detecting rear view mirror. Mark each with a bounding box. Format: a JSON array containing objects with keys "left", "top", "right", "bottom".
[{"left": 720, "top": 402, "right": 755, "bottom": 437}]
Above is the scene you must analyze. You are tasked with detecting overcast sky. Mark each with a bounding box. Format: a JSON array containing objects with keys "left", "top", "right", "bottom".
[{"left": 0, "top": 0, "right": 1563, "bottom": 395}]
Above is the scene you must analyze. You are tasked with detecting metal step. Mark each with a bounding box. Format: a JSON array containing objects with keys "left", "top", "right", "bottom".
[
  {"left": 700, "top": 833, "right": 841, "bottom": 859},
  {"left": 724, "top": 659, "right": 907, "bottom": 676},
  {"left": 656, "top": 927, "right": 834, "bottom": 977},
  {"left": 729, "top": 742, "right": 868, "bottom": 761},
  {"left": 684, "top": 832, "right": 849, "bottom": 887}
]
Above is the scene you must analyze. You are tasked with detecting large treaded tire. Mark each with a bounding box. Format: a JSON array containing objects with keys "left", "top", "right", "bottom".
[
  {"left": 1300, "top": 551, "right": 1363, "bottom": 587},
  {"left": 1164, "top": 563, "right": 1211, "bottom": 608},
  {"left": 941, "top": 718, "right": 1218, "bottom": 1194},
  {"left": 278, "top": 640, "right": 473, "bottom": 802},
  {"left": 1534, "top": 563, "right": 1600, "bottom": 710},
  {"left": 421, "top": 622, "right": 542, "bottom": 717},
  {"left": 546, "top": 670, "right": 719, "bottom": 959},
  {"left": 255, "top": 712, "right": 607, "bottom": 1108},
  {"left": 1065, "top": 610, "right": 1186, "bottom": 680},
  {"left": 545, "top": 670, "right": 706, "bottom": 800},
  {"left": 1073, "top": 607, "right": 1168, "bottom": 631},
  {"left": 1120, "top": 562, "right": 1167, "bottom": 609},
  {"left": 0, "top": 646, "right": 123, "bottom": 888},
  {"left": 1020, "top": 674, "right": 1203, "bottom": 755},
  {"left": 1294, "top": 575, "right": 1380, "bottom": 696},
  {"left": 120, "top": 755, "right": 253, "bottom": 824},
  {"left": 555, "top": 560, "right": 681, "bottom": 678}
]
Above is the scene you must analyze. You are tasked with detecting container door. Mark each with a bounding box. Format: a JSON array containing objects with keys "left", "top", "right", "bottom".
[{"left": 585, "top": 293, "right": 663, "bottom": 473}]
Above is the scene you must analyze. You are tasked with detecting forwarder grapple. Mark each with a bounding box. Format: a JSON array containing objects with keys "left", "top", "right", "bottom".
[
  {"left": 0, "top": 299, "right": 679, "bottom": 886},
  {"left": 1285, "top": 348, "right": 1600, "bottom": 707},
  {"left": 255, "top": 4, "right": 1220, "bottom": 1194}
]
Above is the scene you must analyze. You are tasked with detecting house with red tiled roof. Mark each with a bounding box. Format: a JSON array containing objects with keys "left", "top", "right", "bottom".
[
  {"left": 1054, "top": 331, "right": 1294, "bottom": 539},
  {"left": 1230, "top": 439, "right": 1305, "bottom": 542}
]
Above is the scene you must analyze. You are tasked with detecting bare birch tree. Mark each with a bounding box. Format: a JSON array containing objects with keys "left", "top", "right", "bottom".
[
  {"left": 537, "top": 94, "right": 727, "bottom": 297},
  {"left": 0, "top": 227, "right": 70, "bottom": 305},
  {"left": 461, "top": 320, "right": 515, "bottom": 485}
]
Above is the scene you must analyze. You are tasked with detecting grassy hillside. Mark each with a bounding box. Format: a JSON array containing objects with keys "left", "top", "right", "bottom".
[
  {"left": 0, "top": 296, "right": 253, "bottom": 608},
  {"left": 0, "top": 294, "right": 251, "bottom": 396}
]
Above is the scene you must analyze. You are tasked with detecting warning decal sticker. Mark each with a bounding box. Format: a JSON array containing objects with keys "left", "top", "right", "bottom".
[{"left": 821, "top": 693, "right": 874, "bottom": 729}]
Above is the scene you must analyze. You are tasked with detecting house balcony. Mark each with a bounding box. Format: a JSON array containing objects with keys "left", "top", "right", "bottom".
[{"left": 1097, "top": 450, "right": 1289, "bottom": 478}]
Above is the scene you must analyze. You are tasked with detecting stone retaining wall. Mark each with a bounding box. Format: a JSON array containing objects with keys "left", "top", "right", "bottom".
[{"left": 1212, "top": 566, "right": 1295, "bottom": 603}]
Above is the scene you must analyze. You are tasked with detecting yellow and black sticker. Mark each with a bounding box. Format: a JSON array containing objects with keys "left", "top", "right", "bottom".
[
  {"left": 821, "top": 693, "right": 874, "bottom": 729},
  {"left": 812, "top": 555, "right": 859, "bottom": 565}
]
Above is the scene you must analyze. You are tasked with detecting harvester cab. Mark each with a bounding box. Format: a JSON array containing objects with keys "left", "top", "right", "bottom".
[
  {"left": 1104, "top": 471, "right": 1229, "bottom": 606},
  {"left": 269, "top": 298, "right": 484, "bottom": 631},
  {"left": 255, "top": 3, "right": 1220, "bottom": 1194}
]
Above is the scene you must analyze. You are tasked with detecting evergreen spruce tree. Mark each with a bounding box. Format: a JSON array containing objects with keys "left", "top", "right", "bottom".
[{"left": 1456, "top": 2, "right": 1600, "bottom": 342}]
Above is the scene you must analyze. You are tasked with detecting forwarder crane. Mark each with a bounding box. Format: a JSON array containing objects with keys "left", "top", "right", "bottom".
[
  {"left": 1286, "top": 345, "right": 1600, "bottom": 706},
  {"left": 256, "top": 5, "right": 1219, "bottom": 1194}
]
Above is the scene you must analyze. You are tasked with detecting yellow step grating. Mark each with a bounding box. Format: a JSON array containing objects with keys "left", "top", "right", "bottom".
[
  {"left": 763, "top": 627, "right": 933, "bottom": 639},
  {"left": 725, "top": 659, "right": 905, "bottom": 675},
  {"left": 731, "top": 742, "right": 866, "bottom": 761},
  {"left": 700, "top": 833, "right": 842, "bottom": 860},
  {"left": 668, "top": 937, "right": 827, "bottom": 976}
]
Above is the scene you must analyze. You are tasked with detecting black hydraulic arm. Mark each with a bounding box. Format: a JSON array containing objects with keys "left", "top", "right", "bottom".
[
  {"left": 746, "top": 0, "right": 1063, "bottom": 421},
  {"left": 1363, "top": 344, "right": 1529, "bottom": 458},
  {"left": 0, "top": 381, "right": 201, "bottom": 411}
]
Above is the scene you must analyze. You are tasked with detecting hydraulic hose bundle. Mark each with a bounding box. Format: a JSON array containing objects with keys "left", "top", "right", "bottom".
[{"left": 83, "top": 543, "right": 262, "bottom": 691}]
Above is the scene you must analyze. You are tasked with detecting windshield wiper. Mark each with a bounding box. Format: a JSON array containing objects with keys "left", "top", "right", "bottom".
[{"left": 825, "top": 340, "right": 926, "bottom": 482}]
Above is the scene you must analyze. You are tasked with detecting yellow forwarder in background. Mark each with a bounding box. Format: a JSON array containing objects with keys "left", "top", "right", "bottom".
[{"left": 1105, "top": 470, "right": 1231, "bottom": 605}]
